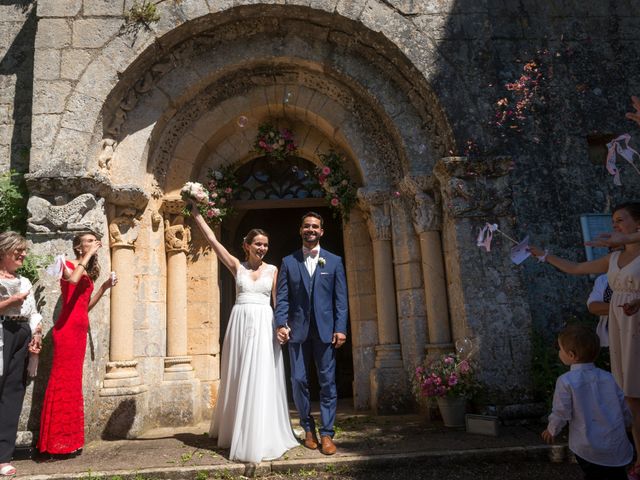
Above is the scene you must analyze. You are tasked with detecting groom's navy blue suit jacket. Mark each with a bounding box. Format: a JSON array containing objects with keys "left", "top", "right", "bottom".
[{"left": 275, "top": 248, "right": 348, "bottom": 344}]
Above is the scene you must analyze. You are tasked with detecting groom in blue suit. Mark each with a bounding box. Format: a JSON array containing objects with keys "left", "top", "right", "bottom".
[{"left": 275, "top": 212, "right": 348, "bottom": 455}]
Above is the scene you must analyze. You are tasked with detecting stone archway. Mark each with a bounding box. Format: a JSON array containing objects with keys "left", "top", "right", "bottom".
[
  {"left": 98, "top": 6, "right": 455, "bottom": 417},
  {"left": 27, "top": 4, "right": 459, "bottom": 438}
]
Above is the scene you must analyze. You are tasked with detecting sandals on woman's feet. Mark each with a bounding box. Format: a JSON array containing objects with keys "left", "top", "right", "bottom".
[{"left": 0, "top": 464, "right": 16, "bottom": 476}]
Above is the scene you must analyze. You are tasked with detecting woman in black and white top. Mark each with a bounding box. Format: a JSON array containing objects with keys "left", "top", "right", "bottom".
[{"left": 0, "top": 231, "right": 42, "bottom": 477}]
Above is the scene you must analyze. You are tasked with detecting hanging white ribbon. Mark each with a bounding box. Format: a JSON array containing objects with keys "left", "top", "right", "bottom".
[
  {"left": 477, "top": 223, "right": 499, "bottom": 252},
  {"left": 45, "top": 254, "right": 67, "bottom": 279},
  {"left": 606, "top": 134, "right": 640, "bottom": 186}
]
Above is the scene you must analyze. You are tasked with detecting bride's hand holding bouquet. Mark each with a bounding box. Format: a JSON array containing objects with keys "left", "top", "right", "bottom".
[
  {"left": 181, "top": 182, "right": 210, "bottom": 217},
  {"left": 181, "top": 179, "right": 232, "bottom": 226}
]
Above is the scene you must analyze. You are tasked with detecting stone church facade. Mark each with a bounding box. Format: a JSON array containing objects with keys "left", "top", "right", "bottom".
[{"left": 2, "top": 0, "right": 639, "bottom": 443}]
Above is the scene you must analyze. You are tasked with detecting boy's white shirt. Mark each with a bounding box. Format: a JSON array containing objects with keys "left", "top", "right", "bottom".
[{"left": 547, "top": 363, "right": 633, "bottom": 466}]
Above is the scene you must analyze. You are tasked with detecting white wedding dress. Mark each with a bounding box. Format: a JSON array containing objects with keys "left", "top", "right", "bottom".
[{"left": 209, "top": 263, "right": 298, "bottom": 463}]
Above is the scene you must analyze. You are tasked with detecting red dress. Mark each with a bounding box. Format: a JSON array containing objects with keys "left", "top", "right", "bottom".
[{"left": 38, "top": 261, "right": 93, "bottom": 454}]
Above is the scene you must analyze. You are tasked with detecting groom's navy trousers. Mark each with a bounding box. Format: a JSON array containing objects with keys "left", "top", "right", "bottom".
[
  {"left": 275, "top": 248, "right": 348, "bottom": 438},
  {"left": 288, "top": 315, "right": 337, "bottom": 437}
]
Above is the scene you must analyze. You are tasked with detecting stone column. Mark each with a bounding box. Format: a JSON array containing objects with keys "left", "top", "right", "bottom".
[
  {"left": 400, "top": 175, "right": 452, "bottom": 358},
  {"left": 100, "top": 206, "right": 148, "bottom": 439},
  {"left": 358, "top": 189, "right": 407, "bottom": 414},
  {"left": 102, "top": 207, "right": 145, "bottom": 392},
  {"left": 163, "top": 210, "right": 194, "bottom": 380},
  {"left": 433, "top": 157, "right": 534, "bottom": 405},
  {"left": 158, "top": 199, "right": 200, "bottom": 426}
]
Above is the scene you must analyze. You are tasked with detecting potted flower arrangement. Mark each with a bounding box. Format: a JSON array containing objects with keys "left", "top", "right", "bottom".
[
  {"left": 253, "top": 123, "right": 297, "bottom": 161},
  {"left": 315, "top": 151, "right": 357, "bottom": 222},
  {"left": 413, "top": 352, "right": 477, "bottom": 427},
  {"left": 181, "top": 165, "right": 237, "bottom": 226}
]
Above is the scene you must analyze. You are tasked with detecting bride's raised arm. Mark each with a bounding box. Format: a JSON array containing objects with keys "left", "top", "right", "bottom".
[{"left": 189, "top": 204, "right": 240, "bottom": 276}]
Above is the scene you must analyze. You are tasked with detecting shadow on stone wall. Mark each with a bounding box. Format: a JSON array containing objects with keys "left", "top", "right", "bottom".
[
  {"left": 102, "top": 399, "right": 136, "bottom": 440},
  {"left": 0, "top": 0, "right": 35, "bottom": 172},
  {"left": 427, "top": 0, "right": 640, "bottom": 402}
]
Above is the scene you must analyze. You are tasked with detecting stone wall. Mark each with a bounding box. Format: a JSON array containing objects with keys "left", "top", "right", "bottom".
[
  {"left": 0, "top": 2, "right": 35, "bottom": 172},
  {"left": 423, "top": 0, "right": 640, "bottom": 334},
  {"left": 1, "top": 0, "right": 640, "bottom": 440}
]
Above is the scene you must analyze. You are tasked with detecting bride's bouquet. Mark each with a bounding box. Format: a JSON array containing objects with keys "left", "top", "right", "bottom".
[
  {"left": 181, "top": 181, "right": 228, "bottom": 226},
  {"left": 181, "top": 182, "right": 209, "bottom": 205}
]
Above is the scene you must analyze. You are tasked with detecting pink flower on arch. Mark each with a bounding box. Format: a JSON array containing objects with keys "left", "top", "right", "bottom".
[
  {"left": 322, "top": 166, "right": 331, "bottom": 175},
  {"left": 330, "top": 197, "right": 340, "bottom": 207}
]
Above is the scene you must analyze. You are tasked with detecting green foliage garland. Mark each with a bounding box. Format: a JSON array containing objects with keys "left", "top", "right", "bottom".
[{"left": 314, "top": 151, "right": 357, "bottom": 222}]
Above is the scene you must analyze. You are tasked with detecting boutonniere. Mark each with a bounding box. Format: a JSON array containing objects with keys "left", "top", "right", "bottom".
[{"left": 318, "top": 257, "right": 326, "bottom": 267}]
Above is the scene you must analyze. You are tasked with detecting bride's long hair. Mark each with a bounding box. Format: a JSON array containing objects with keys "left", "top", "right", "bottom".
[{"left": 242, "top": 229, "right": 269, "bottom": 261}]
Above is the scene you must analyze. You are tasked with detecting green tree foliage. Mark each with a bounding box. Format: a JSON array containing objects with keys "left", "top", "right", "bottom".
[{"left": 0, "top": 170, "right": 27, "bottom": 233}]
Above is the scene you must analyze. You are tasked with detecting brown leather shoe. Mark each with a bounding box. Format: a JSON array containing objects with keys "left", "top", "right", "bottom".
[
  {"left": 320, "top": 435, "right": 336, "bottom": 455},
  {"left": 303, "top": 431, "right": 319, "bottom": 449}
]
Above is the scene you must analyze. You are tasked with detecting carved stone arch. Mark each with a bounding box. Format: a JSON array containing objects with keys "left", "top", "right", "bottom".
[
  {"left": 87, "top": 6, "right": 454, "bottom": 196},
  {"left": 38, "top": 3, "right": 458, "bottom": 415}
]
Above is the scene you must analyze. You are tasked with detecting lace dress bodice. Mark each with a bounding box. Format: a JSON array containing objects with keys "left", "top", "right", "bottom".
[{"left": 235, "top": 263, "right": 276, "bottom": 306}]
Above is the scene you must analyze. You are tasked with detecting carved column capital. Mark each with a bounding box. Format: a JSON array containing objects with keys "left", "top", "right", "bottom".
[
  {"left": 108, "top": 206, "right": 140, "bottom": 249},
  {"left": 398, "top": 175, "right": 441, "bottom": 233},
  {"left": 161, "top": 197, "right": 186, "bottom": 215},
  {"left": 358, "top": 188, "right": 391, "bottom": 241},
  {"left": 433, "top": 156, "right": 514, "bottom": 218},
  {"left": 164, "top": 214, "right": 191, "bottom": 254}
]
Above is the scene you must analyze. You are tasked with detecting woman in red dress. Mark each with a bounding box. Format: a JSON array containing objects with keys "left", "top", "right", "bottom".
[{"left": 37, "top": 233, "right": 116, "bottom": 456}]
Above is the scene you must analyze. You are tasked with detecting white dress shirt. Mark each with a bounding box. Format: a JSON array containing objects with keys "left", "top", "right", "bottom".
[
  {"left": 303, "top": 244, "right": 320, "bottom": 277},
  {"left": 547, "top": 363, "right": 633, "bottom": 466}
]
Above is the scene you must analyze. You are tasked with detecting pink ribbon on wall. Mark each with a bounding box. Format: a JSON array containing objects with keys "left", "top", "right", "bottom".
[
  {"left": 606, "top": 134, "right": 640, "bottom": 186},
  {"left": 476, "top": 223, "right": 498, "bottom": 252}
]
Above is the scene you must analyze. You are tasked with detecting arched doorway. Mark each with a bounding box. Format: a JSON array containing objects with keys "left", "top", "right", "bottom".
[
  {"left": 28, "top": 3, "right": 459, "bottom": 436},
  {"left": 220, "top": 156, "right": 354, "bottom": 401}
]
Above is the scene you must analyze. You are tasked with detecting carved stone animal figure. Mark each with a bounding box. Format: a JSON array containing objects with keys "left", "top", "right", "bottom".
[{"left": 27, "top": 193, "right": 103, "bottom": 234}]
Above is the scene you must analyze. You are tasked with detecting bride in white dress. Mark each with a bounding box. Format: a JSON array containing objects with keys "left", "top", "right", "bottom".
[{"left": 190, "top": 206, "right": 299, "bottom": 463}]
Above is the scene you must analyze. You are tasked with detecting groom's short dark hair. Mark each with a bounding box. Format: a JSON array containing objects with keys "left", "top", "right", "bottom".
[{"left": 301, "top": 211, "right": 323, "bottom": 227}]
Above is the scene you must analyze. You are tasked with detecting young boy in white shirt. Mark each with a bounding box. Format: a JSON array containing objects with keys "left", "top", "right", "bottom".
[{"left": 542, "top": 324, "right": 633, "bottom": 480}]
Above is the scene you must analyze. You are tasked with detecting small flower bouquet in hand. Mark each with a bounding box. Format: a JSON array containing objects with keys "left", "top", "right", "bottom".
[
  {"left": 413, "top": 352, "right": 477, "bottom": 399},
  {"left": 181, "top": 166, "right": 237, "bottom": 226},
  {"left": 181, "top": 182, "right": 209, "bottom": 204}
]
